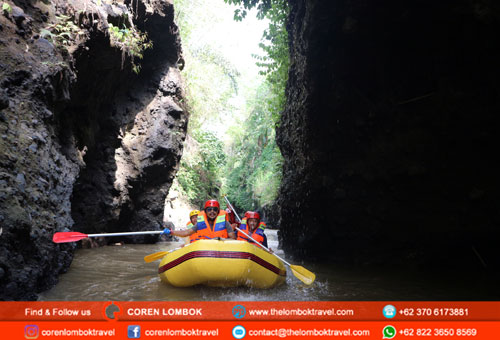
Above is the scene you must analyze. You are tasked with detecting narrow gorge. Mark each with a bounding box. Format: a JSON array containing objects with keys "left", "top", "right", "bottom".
[{"left": 1, "top": 0, "right": 499, "bottom": 300}]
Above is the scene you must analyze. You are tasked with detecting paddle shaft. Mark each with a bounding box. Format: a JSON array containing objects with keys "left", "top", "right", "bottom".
[
  {"left": 223, "top": 196, "right": 292, "bottom": 267},
  {"left": 87, "top": 231, "right": 163, "bottom": 238}
]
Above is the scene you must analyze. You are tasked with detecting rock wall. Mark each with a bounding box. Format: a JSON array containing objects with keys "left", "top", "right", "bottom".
[
  {"left": 0, "top": 0, "right": 187, "bottom": 300},
  {"left": 277, "top": 0, "right": 500, "bottom": 269}
]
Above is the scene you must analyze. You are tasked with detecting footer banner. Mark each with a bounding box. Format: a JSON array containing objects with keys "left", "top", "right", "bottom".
[{"left": 1, "top": 321, "right": 500, "bottom": 339}]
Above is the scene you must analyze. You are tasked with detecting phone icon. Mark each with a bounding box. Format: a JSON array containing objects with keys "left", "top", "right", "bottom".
[
  {"left": 383, "top": 325, "right": 396, "bottom": 339},
  {"left": 383, "top": 305, "right": 396, "bottom": 318}
]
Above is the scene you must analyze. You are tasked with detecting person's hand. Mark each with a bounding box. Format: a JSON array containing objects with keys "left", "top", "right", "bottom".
[
  {"left": 231, "top": 223, "right": 238, "bottom": 231},
  {"left": 162, "top": 228, "right": 171, "bottom": 236}
]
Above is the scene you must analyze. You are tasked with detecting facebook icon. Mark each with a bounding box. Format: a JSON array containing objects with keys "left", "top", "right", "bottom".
[{"left": 128, "top": 325, "right": 141, "bottom": 339}]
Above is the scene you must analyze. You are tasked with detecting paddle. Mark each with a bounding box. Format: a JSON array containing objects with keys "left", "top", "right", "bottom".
[
  {"left": 143, "top": 246, "right": 184, "bottom": 263},
  {"left": 223, "top": 195, "right": 316, "bottom": 285},
  {"left": 144, "top": 251, "right": 170, "bottom": 263},
  {"left": 52, "top": 230, "right": 164, "bottom": 243}
]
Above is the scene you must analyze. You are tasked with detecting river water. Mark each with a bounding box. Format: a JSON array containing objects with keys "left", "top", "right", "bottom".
[{"left": 39, "top": 230, "right": 499, "bottom": 301}]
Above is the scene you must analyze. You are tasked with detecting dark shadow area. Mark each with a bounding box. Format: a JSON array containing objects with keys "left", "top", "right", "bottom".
[{"left": 277, "top": 0, "right": 500, "bottom": 299}]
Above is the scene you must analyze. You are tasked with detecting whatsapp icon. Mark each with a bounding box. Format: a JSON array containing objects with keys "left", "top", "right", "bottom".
[{"left": 383, "top": 325, "right": 396, "bottom": 339}]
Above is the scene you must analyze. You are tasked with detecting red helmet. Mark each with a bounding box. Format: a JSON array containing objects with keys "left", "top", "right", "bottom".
[
  {"left": 204, "top": 199, "right": 220, "bottom": 210},
  {"left": 246, "top": 211, "right": 260, "bottom": 220}
]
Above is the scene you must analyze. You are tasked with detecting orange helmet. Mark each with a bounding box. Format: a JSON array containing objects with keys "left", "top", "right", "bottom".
[
  {"left": 246, "top": 211, "right": 260, "bottom": 220},
  {"left": 204, "top": 199, "right": 220, "bottom": 210}
]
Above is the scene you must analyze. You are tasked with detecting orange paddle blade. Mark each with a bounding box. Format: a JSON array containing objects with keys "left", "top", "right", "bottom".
[{"left": 144, "top": 251, "right": 170, "bottom": 263}]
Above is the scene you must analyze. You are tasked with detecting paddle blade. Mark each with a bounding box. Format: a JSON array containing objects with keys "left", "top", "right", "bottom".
[
  {"left": 144, "top": 251, "right": 169, "bottom": 263},
  {"left": 290, "top": 265, "right": 316, "bottom": 285},
  {"left": 52, "top": 232, "right": 89, "bottom": 243}
]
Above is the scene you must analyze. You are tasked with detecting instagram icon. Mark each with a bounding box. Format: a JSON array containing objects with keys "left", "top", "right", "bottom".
[{"left": 24, "top": 325, "right": 39, "bottom": 339}]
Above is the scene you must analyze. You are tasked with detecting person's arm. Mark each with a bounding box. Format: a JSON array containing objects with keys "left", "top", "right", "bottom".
[
  {"left": 225, "top": 221, "right": 236, "bottom": 239},
  {"left": 172, "top": 228, "right": 196, "bottom": 237},
  {"left": 262, "top": 233, "right": 268, "bottom": 248},
  {"left": 163, "top": 224, "right": 196, "bottom": 237},
  {"left": 262, "top": 233, "right": 273, "bottom": 253}
]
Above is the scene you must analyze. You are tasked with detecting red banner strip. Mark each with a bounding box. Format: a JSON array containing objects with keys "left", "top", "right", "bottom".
[{"left": 1, "top": 302, "right": 499, "bottom": 321}]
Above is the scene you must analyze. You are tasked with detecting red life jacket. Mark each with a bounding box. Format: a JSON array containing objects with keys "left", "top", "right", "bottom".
[
  {"left": 237, "top": 218, "right": 266, "bottom": 248},
  {"left": 195, "top": 210, "right": 229, "bottom": 239}
]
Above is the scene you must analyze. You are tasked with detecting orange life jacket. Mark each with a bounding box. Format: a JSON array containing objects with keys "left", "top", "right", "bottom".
[
  {"left": 237, "top": 218, "right": 266, "bottom": 248},
  {"left": 186, "top": 221, "right": 199, "bottom": 243},
  {"left": 195, "top": 210, "right": 229, "bottom": 239}
]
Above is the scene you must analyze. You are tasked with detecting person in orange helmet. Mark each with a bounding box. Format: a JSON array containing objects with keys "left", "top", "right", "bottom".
[{"left": 163, "top": 200, "right": 236, "bottom": 240}]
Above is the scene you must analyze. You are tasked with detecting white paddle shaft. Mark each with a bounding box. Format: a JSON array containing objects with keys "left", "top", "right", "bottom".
[{"left": 223, "top": 195, "right": 292, "bottom": 267}]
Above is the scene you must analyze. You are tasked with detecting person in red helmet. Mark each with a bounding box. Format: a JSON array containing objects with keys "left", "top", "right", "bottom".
[
  {"left": 237, "top": 211, "right": 269, "bottom": 249},
  {"left": 163, "top": 199, "right": 236, "bottom": 240}
]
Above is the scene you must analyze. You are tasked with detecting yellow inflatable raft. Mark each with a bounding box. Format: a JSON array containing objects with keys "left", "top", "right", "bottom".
[{"left": 158, "top": 239, "right": 286, "bottom": 288}]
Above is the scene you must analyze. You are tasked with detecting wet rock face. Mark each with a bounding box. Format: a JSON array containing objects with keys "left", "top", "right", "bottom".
[
  {"left": 68, "top": 0, "right": 186, "bottom": 243},
  {"left": 0, "top": 0, "right": 186, "bottom": 300},
  {"left": 277, "top": 0, "right": 500, "bottom": 268}
]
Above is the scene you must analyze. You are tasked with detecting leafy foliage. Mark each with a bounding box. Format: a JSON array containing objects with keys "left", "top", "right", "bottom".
[
  {"left": 2, "top": 2, "right": 12, "bottom": 15},
  {"left": 252, "top": 1, "right": 289, "bottom": 120},
  {"left": 176, "top": 131, "right": 227, "bottom": 207},
  {"left": 173, "top": 0, "right": 288, "bottom": 212},
  {"left": 221, "top": 0, "right": 288, "bottom": 210},
  {"left": 42, "top": 15, "right": 87, "bottom": 50},
  {"left": 224, "top": 0, "right": 289, "bottom": 122},
  {"left": 224, "top": 0, "right": 272, "bottom": 20},
  {"left": 40, "top": 11, "right": 152, "bottom": 74},
  {"left": 108, "top": 23, "right": 153, "bottom": 74},
  {"left": 174, "top": 0, "right": 241, "bottom": 132},
  {"left": 222, "top": 82, "right": 283, "bottom": 210},
  {"left": 182, "top": 46, "right": 240, "bottom": 132}
]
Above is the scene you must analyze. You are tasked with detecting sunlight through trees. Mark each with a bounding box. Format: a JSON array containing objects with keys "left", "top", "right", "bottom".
[{"left": 173, "top": 0, "right": 288, "bottom": 211}]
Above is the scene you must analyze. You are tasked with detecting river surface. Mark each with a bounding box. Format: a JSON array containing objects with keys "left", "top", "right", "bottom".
[{"left": 39, "top": 230, "right": 499, "bottom": 301}]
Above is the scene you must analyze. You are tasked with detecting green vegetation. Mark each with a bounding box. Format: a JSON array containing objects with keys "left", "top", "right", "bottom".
[
  {"left": 176, "top": 131, "right": 227, "bottom": 207},
  {"left": 224, "top": 0, "right": 272, "bottom": 20},
  {"left": 253, "top": 0, "right": 289, "bottom": 119},
  {"left": 181, "top": 44, "right": 240, "bottom": 132},
  {"left": 40, "top": 10, "right": 152, "bottom": 74},
  {"left": 2, "top": 2, "right": 12, "bottom": 15},
  {"left": 173, "top": 0, "right": 288, "bottom": 212},
  {"left": 226, "top": 0, "right": 289, "bottom": 121},
  {"left": 223, "top": 82, "right": 283, "bottom": 210},
  {"left": 174, "top": 0, "right": 242, "bottom": 132},
  {"left": 108, "top": 23, "right": 153, "bottom": 74},
  {"left": 172, "top": 0, "right": 241, "bottom": 207},
  {"left": 222, "top": 0, "right": 288, "bottom": 210},
  {"left": 41, "top": 15, "right": 86, "bottom": 49}
]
